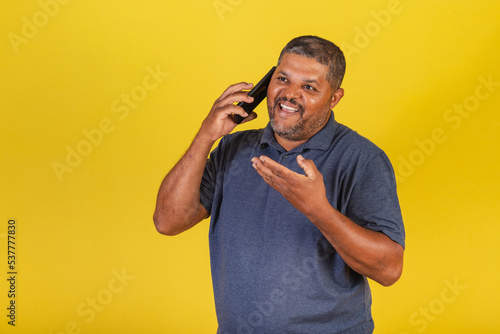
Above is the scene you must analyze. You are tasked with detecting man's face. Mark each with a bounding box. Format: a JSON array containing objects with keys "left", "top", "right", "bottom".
[{"left": 267, "top": 53, "right": 342, "bottom": 143}]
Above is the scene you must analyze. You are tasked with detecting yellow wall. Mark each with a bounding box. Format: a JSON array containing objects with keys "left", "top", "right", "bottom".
[{"left": 1, "top": 1, "right": 499, "bottom": 333}]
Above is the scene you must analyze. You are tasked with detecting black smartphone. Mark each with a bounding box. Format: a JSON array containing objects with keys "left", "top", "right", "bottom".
[{"left": 234, "top": 66, "right": 276, "bottom": 124}]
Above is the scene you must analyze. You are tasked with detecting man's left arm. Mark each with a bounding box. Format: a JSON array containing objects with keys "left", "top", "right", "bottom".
[{"left": 251, "top": 154, "right": 404, "bottom": 287}]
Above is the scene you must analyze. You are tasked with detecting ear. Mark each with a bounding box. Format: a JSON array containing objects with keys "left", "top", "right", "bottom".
[{"left": 329, "top": 88, "right": 344, "bottom": 110}]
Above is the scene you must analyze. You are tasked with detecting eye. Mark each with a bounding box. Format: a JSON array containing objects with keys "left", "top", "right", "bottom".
[
  {"left": 277, "top": 76, "right": 288, "bottom": 82},
  {"left": 303, "top": 85, "right": 316, "bottom": 91}
]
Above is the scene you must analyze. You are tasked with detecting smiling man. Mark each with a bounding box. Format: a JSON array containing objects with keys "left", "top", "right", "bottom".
[{"left": 154, "top": 36, "right": 405, "bottom": 333}]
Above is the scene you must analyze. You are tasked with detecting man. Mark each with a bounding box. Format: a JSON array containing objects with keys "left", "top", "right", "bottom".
[{"left": 154, "top": 35, "right": 405, "bottom": 333}]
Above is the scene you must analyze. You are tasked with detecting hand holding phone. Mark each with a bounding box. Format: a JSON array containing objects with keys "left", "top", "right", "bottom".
[{"left": 234, "top": 66, "right": 276, "bottom": 124}]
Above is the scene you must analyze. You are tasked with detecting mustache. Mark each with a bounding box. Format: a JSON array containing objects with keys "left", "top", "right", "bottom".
[{"left": 273, "top": 97, "right": 305, "bottom": 115}]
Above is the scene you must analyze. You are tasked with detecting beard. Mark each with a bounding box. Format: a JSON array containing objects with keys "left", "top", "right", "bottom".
[{"left": 267, "top": 97, "right": 331, "bottom": 142}]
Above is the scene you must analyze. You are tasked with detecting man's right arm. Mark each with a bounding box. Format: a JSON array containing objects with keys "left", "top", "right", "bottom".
[{"left": 153, "top": 82, "right": 255, "bottom": 235}]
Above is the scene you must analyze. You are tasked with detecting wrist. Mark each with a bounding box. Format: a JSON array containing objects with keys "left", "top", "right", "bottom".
[
  {"left": 304, "top": 197, "right": 335, "bottom": 226},
  {"left": 194, "top": 130, "right": 217, "bottom": 149}
]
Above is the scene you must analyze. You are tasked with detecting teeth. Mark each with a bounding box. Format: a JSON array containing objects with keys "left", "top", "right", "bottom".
[{"left": 280, "top": 103, "right": 298, "bottom": 112}]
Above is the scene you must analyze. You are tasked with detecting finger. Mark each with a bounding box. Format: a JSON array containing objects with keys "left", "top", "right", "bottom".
[
  {"left": 218, "top": 82, "right": 254, "bottom": 102},
  {"left": 253, "top": 157, "right": 303, "bottom": 199},
  {"left": 211, "top": 105, "right": 248, "bottom": 123},
  {"left": 213, "top": 97, "right": 252, "bottom": 119},
  {"left": 252, "top": 157, "right": 283, "bottom": 190},
  {"left": 251, "top": 156, "right": 270, "bottom": 175},
  {"left": 252, "top": 156, "right": 278, "bottom": 179},
  {"left": 297, "top": 155, "right": 318, "bottom": 178},
  {"left": 257, "top": 155, "right": 296, "bottom": 181},
  {"left": 218, "top": 91, "right": 255, "bottom": 108},
  {"left": 240, "top": 111, "right": 257, "bottom": 124}
]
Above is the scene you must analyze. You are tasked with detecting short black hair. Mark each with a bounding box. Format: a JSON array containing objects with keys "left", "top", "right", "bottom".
[{"left": 277, "top": 35, "right": 346, "bottom": 91}]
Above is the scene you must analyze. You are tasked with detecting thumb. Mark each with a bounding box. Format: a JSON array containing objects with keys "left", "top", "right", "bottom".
[
  {"left": 241, "top": 111, "right": 258, "bottom": 124},
  {"left": 297, "top": 155, "right": 318, "bottom": 178}
]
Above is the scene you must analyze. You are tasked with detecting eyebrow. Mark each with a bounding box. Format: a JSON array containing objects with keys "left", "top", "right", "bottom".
[{"left": 303, "top": 78, "right": 319, "bottom": 86}]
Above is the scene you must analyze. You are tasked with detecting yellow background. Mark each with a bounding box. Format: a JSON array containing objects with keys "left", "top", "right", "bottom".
[{"left": 1, "top": 0, "right": 499, "bottom": 333}]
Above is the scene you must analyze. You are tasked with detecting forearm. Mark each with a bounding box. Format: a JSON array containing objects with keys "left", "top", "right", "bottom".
[
  {"left": 307, "top": 202, "right": 404, "bottom": 286},
  {"left": 153, "top": 82, "right": 257, "bottom": 235},
  {"left": 153, "top": 133, "right": 214, "bottom": 235},
  {"left": 252, "top": 154, "right": 404, "bottom": 286}
]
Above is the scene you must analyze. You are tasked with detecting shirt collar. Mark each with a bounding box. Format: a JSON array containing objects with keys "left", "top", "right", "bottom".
[{"left": 259, "top": 111, "right": 338, "bottom": 152}]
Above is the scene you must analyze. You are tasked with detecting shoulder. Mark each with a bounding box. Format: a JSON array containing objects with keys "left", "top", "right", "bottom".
[
  {"left": 219, "top": 128, "right": 265, "bottom": 150},
  {"left": 209, "top": 128, "right": 264, "bottom": 164},
  {"left": 331, "top": 122, "right": 387, "bottom": 166}
]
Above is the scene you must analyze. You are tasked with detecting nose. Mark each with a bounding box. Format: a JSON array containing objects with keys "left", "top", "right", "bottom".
[{"left": 282, "top": 83, "right": 301, "bottom": 100}]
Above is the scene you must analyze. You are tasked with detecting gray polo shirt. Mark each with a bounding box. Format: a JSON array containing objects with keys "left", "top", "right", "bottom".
[{"left": 200, "top": 112, "right": 405, "bottom": 334}]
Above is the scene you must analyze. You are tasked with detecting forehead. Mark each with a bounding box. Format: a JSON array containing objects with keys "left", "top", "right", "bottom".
[{"left": 277, "top": 53, "right": 329, "bottom": 83}]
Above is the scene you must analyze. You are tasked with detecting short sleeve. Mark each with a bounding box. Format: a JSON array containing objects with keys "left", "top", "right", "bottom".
[
  {"left": 346, "top": 152, "right": 406, "bottom": 248},
  {"left": 200, "top": 159, "right": 216, "bottom": 214},
  {"left": 199, "top": 136, "right": 229, "bottom": 215}
]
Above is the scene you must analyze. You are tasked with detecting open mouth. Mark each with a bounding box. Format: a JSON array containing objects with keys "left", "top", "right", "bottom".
[
  {"left": 279, "top": 103, "right": 299, "bottom": 113},
  {"left": 275, "top": 100, "right": 303, "bottom": 117}
]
